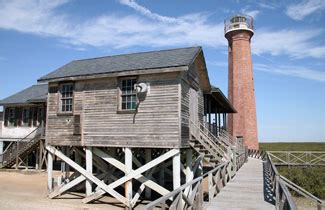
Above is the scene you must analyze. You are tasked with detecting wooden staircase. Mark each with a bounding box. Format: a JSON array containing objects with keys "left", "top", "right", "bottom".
[
  {"left": 0, "top": 127, "right": 43, "bottom": 169},
  {"left": 189, "top": 120, "right": 236, "bottom": 167}
]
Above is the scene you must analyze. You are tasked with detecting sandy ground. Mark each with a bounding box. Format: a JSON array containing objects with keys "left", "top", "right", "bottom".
[{"left": 0, "top": 170, "right": 143, "bottom": 210}]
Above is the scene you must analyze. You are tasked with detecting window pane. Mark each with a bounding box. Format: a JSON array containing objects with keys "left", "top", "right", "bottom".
[
  {"left": 131, "top": 101, "right": 136, "bottom": 109},
  {"left": 61, "top": 84, "right": 73, "bottom": 112},
  {"left": 120, "top": 79, "right": 137, "bottom": 110}
]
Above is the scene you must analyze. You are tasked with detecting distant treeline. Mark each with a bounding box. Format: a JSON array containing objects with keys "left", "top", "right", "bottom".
[{"left": 260, "top": 142, "right": 325, "bottom": 151}]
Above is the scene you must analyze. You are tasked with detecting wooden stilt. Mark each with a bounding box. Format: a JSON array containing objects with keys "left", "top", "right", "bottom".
[
  {"left": 185, "top": 148, "right": 193, "bottom": 194},
  {"left": 86, "top": 147, "right": 93, "bottom": 196},
  {"left": 173, "top": 149, "right": 181, "bottom": 190},
  {"left": 47, "top": 152, "right": 53, "bottom": 193},
  {"left": 145, "top": 148, "right": 152, "bottom": 199},
  {"left": 125, "top": 147, "right": 132, "bottom": 207}
]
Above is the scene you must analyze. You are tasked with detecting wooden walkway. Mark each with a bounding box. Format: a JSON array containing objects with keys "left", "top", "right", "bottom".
[{"left": 204, "top": 157, "right": 275, "bottom": 210}]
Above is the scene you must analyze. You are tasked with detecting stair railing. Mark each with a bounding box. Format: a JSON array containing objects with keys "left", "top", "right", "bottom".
[
  {"left": 200, "top": 123, "right": 233, "bottom": 153},
  {"left": 0, "top": 126, "right": 42, "bottom": 167},
  {"left": 188, "top": 119, "right": 231, "bottom": 161}
]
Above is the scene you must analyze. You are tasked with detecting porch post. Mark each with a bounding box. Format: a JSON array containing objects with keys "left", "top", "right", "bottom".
[
  {"left": 0, "top": 141, "right": 3, "bottom": 155},
  {"left": 173, "top": 149, "right": 181, "bottom": 190},
  {"left": 186, "top": 148, "right": 193, "bottom": 193},
  {"left": 125, "top": 147, "right": 133, "bottom": 207},
  {"left": 47, "top": 152, "right": 53, "bottom": 193},
  {"left": 85, "top": 147, "right": 93, "bottom": 196}
]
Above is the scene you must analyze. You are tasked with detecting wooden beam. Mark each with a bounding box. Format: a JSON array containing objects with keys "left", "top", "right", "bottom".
[
  {"left": 46, "top": 145, "right": 128, "bottom": 206},
  {"left": 86, "top": 147, "right": 93, "bottom": 196},
  {"left": 173, "top": 149, "right": 181, "bottom": 190},
  {"left": 47, "top": 152, "right": 53, "bottom": 193},
  {"left": 84, "top": 148, "right": 177, "bottom": 204},
  {"left": 125, "top": 147, "right": 132, "bottom": 207},
  {"left": 185, "top": 149, "right": 193, "bottom": 194}
]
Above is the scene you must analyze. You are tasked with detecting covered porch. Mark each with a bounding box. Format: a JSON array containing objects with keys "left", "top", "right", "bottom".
[{"left": 203, "top": 86, "right": 236, "bottom": 137}]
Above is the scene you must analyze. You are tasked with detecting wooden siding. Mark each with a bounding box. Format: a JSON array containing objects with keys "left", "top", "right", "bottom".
[
  {"left": 180, "top": 63, "right": 205, "bottom": 147},
  {"left": 46, "top": 83, "right": 82, "bottom": 146},
  {"left": 46, "top": 72, "right": 181, "bottom": 148},
  {"left": 180, "top": 79, "right": 190, "bottom": 147}
]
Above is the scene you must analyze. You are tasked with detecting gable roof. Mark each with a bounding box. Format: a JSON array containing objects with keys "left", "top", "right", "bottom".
[
  {"left": 0, "top": 84, "right": 48, "bottom": 105},
  {"left": 38, "top": 46, "right": 202, "bottom": 81}
]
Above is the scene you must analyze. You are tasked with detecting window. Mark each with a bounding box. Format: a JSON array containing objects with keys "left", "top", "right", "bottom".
[
  {"left": 8, "top": 108, "right": 15, "bottom": 126},
  {"left": 60, "top": 83, "right": 74, "bottom": 113},
  {"left": 37, "top": 107, "right": 43, "bottom": 126},
  {"left": 120, "top": 78, "right": 137, "bottom": 110},
  {"left": 22, "top": 108, "right": 30, "bottom": 126}
]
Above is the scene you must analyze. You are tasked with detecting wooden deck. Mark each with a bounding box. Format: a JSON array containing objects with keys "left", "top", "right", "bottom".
[{"left": 204, "top": 157, "right": 275, "bottom": 210}]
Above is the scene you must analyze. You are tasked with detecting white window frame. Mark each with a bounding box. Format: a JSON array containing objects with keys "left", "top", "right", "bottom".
[
  {"left": 118, "top": 77, "right": 137, "bottom": 111},
  {"left": 59, "top": 83, "right": 74, "bottom": 114}
]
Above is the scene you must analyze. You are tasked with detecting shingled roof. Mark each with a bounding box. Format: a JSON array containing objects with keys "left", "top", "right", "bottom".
[
  {"left": 210, "top": 86, "right": 236, "bottom": 113},
  {"left": 0, "top": 83, "right": 48, "bottom": 105},
  {"left": 38, "top": 46, "right": 202, "bottom": 81}
]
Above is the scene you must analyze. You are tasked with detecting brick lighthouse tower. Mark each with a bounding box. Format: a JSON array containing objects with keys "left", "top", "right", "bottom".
[{"left": 224, "top": 15, "right": 258, "bottom": 149}]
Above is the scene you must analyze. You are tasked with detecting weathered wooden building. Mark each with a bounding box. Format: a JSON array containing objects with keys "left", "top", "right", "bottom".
[
  {"left": 0, "top": 84, "right": 47, "bottom": 168},
  {"left": 0, "top": 47, "right": 240, "bottom": 208}
]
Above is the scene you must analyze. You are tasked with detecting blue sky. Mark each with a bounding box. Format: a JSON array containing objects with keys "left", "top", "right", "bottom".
[{"left": 0, "top": 0, "right": 324, "bottom": 142}]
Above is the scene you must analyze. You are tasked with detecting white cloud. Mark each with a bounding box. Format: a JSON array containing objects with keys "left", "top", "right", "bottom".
[
  {"left": 286, "top": 0, "right": 325, "bottom": 20},
  {"left": 258, "top": 3, "right": 276, "bottom": 10},
  {"left": 0, "top": 0, "right": 226, "bottom": 49},
  {"left": 118, "top": 0, "right": 182, "bottom": 24},
  {"left": 255, "top": 63, "right": 325, "bottom": 82},
  {"left": 240, "top": 8, "right": 260, "bottom": 19},
  {"left": 0, "top": 0, "right": 324, "bottom": 61},
  {"left": 253, "top": 28, "right": 325, "bottom": 59}
]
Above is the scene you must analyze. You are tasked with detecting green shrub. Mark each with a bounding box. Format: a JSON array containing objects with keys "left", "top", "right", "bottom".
[{"left": 278, "top": 167, "right": 325, "bottom": 199}]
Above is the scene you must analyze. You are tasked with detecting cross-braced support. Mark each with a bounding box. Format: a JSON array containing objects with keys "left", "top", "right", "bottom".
[{"left": 46, "top": 145, "right": 198, "bottom": 208}]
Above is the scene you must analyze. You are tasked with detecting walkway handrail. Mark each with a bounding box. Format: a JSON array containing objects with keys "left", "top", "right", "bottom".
[
  {"left": 141, "top": 176, "right": 203, "bottom": 210},
  {"left": 250, "top": 150, "right": 325, "bottom": 210},
  {"left": 267, "top": 151, "right": 325, "bottom": 166},
  {"left": 142, "top": 154, "right": 249, "bottom": 209},
  {"left": 265, "top": 152, "right": 298, "bottom": 210},
  {"left": 280, "top": 175, "right": 325, "bottom": 207}
]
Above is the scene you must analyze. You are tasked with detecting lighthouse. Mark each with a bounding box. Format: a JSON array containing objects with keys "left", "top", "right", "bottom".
[{"left": 224, "top": 15, "right": 259, "bottom": 149}]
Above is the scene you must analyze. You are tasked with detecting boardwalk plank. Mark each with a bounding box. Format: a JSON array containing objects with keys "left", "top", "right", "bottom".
[{"left": 204, "top": 158, "right": 275, "bottom": 210}]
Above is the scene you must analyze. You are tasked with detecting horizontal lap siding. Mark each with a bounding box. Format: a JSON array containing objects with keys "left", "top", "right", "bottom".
[
  {"left": 46, "top": 85, "right": 83, "bottom": 146},
  {"left": 181, "top": 80, "right": 190, "bottom": 147},
  {"left": 82, "top": 72, "right": 180, "bottom": 148},
  {"left": 180, "top": 64, "right": 204, "bottom": 147}
]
